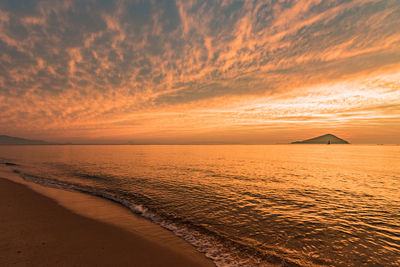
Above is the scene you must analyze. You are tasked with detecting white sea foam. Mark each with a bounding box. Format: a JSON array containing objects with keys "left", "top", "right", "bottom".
[
  {"left": 2, "top": 145, "right": 399, "bottom": 266},
  {"left": 15, "top": 170, "right": 263, "bottom": 267}
]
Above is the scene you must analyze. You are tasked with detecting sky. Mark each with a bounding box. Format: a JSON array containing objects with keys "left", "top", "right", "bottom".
[{"left": 0, "top": 0, "right": 399, "bottom": 144}]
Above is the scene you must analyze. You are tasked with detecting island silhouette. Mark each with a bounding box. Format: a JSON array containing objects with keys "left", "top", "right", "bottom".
[
  {"left": 1, "top": 134, "right": 351, "bottom": 145},
  {"left": 291, "top": 134, "right": 349, "bottom": 144},
  {"left": 0, "top": 135, "right": 48, "bottom": 145}
]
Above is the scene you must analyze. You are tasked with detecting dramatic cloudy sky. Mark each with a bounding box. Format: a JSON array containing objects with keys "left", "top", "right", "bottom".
[{"left": 0, "top": 0, "right": 399, "bottom": 144}]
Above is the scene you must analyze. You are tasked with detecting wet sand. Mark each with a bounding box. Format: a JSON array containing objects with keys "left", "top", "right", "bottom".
[{"left": 0, "top": 175, "right": 214, "bottom": 266}]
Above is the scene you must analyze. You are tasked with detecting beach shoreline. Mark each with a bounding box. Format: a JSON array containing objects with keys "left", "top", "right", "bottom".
[{"left": 0, "top": 168, "right": 214, "bottom": 266}]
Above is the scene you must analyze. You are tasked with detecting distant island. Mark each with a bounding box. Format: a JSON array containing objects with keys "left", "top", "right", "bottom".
[
  {"left": 291, "top": 134, "right": 349, "bottom": 144},
  {"left": 0, "top": 135, "right": 49, "bottom": 145},
  {"left": 1, "top": 134, "right": 351, "bottom": 145}
]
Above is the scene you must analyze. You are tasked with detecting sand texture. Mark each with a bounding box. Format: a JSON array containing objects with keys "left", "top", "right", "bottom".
[{"left": 0, "top": 177, "right": 214, "bottom": 266}]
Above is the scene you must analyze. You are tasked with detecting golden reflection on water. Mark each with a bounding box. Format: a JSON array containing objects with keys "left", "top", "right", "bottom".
[{"left": 1, "top": 145, "right": 399, "bottom": 266}]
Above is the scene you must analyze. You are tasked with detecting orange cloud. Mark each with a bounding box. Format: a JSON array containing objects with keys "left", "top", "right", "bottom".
[{"left": 0, "top": 0, "right": 399, "bottom": 143}]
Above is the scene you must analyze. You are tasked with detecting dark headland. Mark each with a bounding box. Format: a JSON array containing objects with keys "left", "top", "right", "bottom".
[
  {"left": 291, "top": 134, "right": 349, "bottom": 144},
  {"left": 0, "top": 135, "right": 48, "bottom": 145}
]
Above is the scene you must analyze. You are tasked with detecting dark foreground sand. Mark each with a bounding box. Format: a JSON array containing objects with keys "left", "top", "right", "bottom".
[{"left": 0, "top": 177, "right": 214, "bottom": 266}]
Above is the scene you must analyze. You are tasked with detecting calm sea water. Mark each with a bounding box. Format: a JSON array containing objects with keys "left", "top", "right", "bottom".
[{"left": 1, "top": 145, "right": 399, "bottom": 266}]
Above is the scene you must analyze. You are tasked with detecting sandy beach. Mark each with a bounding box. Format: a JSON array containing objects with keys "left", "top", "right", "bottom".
[{"left": 0, "top": 173, "right": 214, "bottom": 266}]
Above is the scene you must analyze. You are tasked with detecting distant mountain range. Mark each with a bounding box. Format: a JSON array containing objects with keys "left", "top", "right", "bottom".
[
  {"left": 291, "top": 134, "right": 349, "bottom": 144},
  {"left": 0, "top": 135, "right": 49, "bottom": 145}
]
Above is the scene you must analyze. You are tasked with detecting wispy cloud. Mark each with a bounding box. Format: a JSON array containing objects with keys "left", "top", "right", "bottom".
[{"left": 0, "top": 0, "right": 399, "bottom": 143}]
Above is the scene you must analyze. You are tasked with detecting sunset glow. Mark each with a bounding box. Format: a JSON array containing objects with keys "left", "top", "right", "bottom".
[{"left": 1, "top": 0, "right": 399, "bottom": 143}]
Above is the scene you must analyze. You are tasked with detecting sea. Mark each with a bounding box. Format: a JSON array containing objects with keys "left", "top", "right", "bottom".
[{"left": 0, "top": 145, "right": 399, "bottom": 266}]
